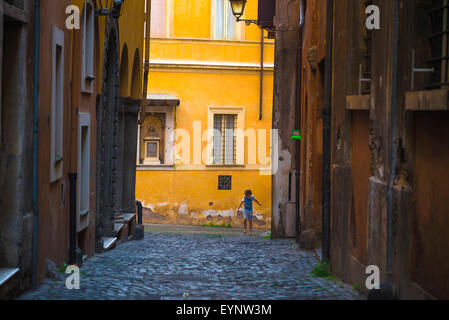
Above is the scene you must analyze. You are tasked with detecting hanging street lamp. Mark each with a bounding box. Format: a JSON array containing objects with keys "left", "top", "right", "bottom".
[{"left": 229, "top": 0, "right": 258, "bottom": 26}]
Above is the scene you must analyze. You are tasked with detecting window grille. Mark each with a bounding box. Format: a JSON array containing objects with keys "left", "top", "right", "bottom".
[
  {"left": 427, "top": 0, "right": 449, "bottom": 88},
  {"left": 213, "top": 114, "right": 237, "bottom": 165},
  {"left": 360, "top": 0, "right": 373, "bottom": 95},
  {"left": 218, "top": 175, "right": 232, "bottom": 190}
]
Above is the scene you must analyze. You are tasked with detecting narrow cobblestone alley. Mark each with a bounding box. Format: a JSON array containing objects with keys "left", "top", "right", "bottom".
[{"left": 19, "top": 227, "right": 362, "bottom": 300}]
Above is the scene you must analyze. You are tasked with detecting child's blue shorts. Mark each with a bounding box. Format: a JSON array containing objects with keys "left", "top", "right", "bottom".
[{"left": 243, "top": 210, "right": 253, "bottom": 221}]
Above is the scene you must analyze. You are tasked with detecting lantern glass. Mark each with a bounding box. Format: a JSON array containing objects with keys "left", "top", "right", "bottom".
[{"left": 229, "top": 0, "right": 247, "bottom": 19}]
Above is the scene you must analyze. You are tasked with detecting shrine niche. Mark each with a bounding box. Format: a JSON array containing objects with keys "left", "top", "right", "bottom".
[{"left": 140, "top": 113, "right": 166, "bottom": 164}]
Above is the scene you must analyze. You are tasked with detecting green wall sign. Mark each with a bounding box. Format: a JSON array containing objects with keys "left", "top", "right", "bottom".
[{"left": 292, "top": 130, "right": 302, "bottom": 141}]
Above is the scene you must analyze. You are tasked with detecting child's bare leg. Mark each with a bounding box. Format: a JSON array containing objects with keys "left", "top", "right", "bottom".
[
  {"left": 249, "top": 220, "right": 253, "bottom": 235},
  {"left": 243, "top": 219, "right": 247, "bottom": 233}
]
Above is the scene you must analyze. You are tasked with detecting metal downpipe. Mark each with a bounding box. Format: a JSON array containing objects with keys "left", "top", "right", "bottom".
[
  {"left": 386, "top": 0, "right": 400, "bottom": 285},
  {"left": 322, "top": 0, "right": 333, "bottom": 262},
  {"left": 69, "top": 173, "right": 77, "bottom": 265},
  {"left": 259, "top": 28, "right": 264, "bottom": 121},
  {"left": 295, "top": 0, "right": 305, "bottom": 243},
  {"left": 31, "top": 0, "right": 41, "bottom": 289}
]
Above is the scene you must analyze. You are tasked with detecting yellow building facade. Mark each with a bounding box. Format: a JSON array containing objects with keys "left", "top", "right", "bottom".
[{"left": 135, "top": 0, "right": 274, "bottom": 229}]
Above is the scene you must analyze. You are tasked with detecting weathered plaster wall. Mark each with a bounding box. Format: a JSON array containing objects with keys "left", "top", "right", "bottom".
[
  {"left": 36, "top": 0, "right": 73, "bottom": 285},
  {"left": 70, "top": 0, "right": 99, "bottom": 258},
  {"left": 271, "top": 0, "right": 300, "bottom": 239},
  {"left": 0, "top": 0, "right": 35, "bottom": 297},
  {"left": 299, "top": 0, "right": 328, "bottom": 244},
  {"left": 136, "top": 170, "right": 271, "bottom": 229},
  {"left": 136, "top": 2, "right": 274, "bottom": 231},
  {"left": 329, "top": 0, "right": 449, "bottom": 299},
  {"left": 136, "top": 69, "right": 273, "bottom": 229}
]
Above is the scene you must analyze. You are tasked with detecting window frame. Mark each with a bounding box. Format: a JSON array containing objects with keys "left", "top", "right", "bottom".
[
  {"left": 144, "top": 138, "right": 161, "bottom": 164},
  {"left": 81, "top": 1, "right": 95, "bottom": 93},
  {"left": 213, "top": 114, "right": 237, "bottom": 165},
  {"left": 150, "top": 0, "right": 168, "bottom": 38},
  {"left": 218, "top": 175, "right": 232, "bottom": 190},
  {"left": 212, "top": 0, "right": 241, "bottom": 40},
  {"left": 77, "top": 112, "right": 91, "bottom": 232},
  {"left": 50, "top": 26, "right": 65, "bottom": 183},
  {"left": 426, "top": 0, "right": 449, "bottom": 89},
  {"left": 405, "top": 1, "right": 449, "bottom": 111},
  {"left": 207, "top": 106, "right": 245, "bottom": 166},
  {"left": 409, "top": 0, "right": 449, "bottom": 91}
]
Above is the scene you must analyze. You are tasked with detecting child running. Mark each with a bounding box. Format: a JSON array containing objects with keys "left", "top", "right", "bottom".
[{"left": 237, "top": 189, "right": 262, "bottom": 236}]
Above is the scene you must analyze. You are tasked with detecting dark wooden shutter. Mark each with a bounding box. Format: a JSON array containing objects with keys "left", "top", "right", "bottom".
[{"left": 258, "top": 0, "right": 276, "bottom": 29}]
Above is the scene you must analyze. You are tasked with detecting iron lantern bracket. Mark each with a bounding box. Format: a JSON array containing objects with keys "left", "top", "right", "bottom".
[
  {"left": 95, "top": 0, "right": 123, "bottom": 19},
  {"left": 235, "top": 18, "right": 259, "bottom": 26}
]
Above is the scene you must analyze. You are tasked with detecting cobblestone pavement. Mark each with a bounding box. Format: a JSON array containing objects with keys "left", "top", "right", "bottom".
[{"left": 19, "top": 226, "right": 364, "bottom": 300}]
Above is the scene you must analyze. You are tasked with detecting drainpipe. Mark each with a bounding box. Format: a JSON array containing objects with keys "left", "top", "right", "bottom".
[
  {"left": 68, "top": 173, "right": 77, "bottom": 265},
  {"left": 140, "top": 0, "right": 151, "bottom": 124},
  {"left": 136, "top": 0, "right": 151, "bottom": 164},
  {"left": 259, "top": 29, "right": 264, "bottom": 121},
  {"left": 32, "top": 0, "right": 41, "bottom": 289},
  {"left": 295, "top": 0, "right": 305, "bottom": 243},
  {"left": 386, "top": 0, "right": 400, "bottom": 284},
  {"left": 322, "top": 0, "right": 333, "bottom": 263}
]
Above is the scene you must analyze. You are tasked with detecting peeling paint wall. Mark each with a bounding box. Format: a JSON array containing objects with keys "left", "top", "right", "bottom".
[{"left": 136, "top": 170, "right": 271, "bottom": 229}]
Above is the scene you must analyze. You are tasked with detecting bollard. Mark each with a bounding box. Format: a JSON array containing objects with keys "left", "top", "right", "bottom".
[{"left": 136, "top": 200, "right": 143, "bottom": 225}]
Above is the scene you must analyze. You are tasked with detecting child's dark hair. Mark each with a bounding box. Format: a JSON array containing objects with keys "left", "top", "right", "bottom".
[{"left": 245, "top": 189, "right": 252, "bottom": 196}]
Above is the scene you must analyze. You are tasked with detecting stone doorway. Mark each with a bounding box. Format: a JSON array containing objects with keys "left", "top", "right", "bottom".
[{"left": 96, "top": 23, "right": 120, "bottom": 252}]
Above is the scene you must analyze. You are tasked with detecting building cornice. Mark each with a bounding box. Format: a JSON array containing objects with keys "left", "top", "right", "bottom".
[
  {"left": 149, "top": 59, "right": 274, "bottom": 72},
  {"left": 149, "top": 37, "right": 275, "bottom": 47}
]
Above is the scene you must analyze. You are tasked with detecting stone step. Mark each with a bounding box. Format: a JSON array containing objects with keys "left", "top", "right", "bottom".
[
  {"left": 122, "top": 213, "right": 136, "bottom": 222},
  {"left": 0, "top": 268, "right": 20, "bottom": 287},
  {"left": 114, "top": 222, "right": 125, "bottom": 233},
  {"left": 102, "top": 237, "right": 118, "bottom": 251}
]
